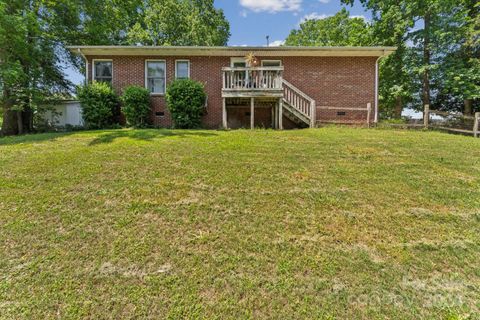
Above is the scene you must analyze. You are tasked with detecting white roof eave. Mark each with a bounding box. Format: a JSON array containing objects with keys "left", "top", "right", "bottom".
[{"left": 68, "top": 46, "right": 396, "bottom": 57}]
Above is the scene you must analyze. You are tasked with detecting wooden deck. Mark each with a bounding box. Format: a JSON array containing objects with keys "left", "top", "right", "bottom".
[
  {"left": 221, "top": 66, "right": 284, "bottom": 98},
  {"left": 221, "top": 66, "right": 316, "bottom": 130}
]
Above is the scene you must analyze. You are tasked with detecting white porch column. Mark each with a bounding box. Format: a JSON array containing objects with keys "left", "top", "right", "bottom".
[
  {"left": 279, "top": 98, "right": 283, "bottom": 130},
  {"left": 250, "top": 97, "right": 255, "bottom": 129},
  {"left": 222, "top": 98, "right": 227, "bottom": 129}
]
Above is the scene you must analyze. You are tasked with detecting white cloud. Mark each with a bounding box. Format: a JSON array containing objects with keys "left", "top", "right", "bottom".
[
  {"left": 298, "top": 12, "right": 332, "bottom": 24},
  {"left": 302, "top": 12, "right": 331, "bottom": 20},
  {"left": 240, "top": 9, "right": 248, "bottom": 18},
  {"left": 239, "top": 0, "right": 302, "bottom": 13},
  {"left": 351, "top": 15, "right": 368, "bottom": 21},
  {"left": 318, "top": 0, "right": 330, "bottom": 3},
  {"left": 298, "top": 12, "right": 368, "bottom": 25},
  {"left": 269, "top": 40, "right": 285, "bottom": 46}
]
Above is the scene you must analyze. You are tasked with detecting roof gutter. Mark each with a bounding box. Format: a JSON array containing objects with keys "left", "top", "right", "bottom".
[{"left": 67, "top": 45, "right": 396, "bottom": 58}]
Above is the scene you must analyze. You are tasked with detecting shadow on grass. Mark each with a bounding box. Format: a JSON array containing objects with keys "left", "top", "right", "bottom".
[
  {"left": 0, "top": 131, "right": 75, "bottom": 146},
  {"left": 88, "top": 129, "right": 218, "bottom": 146}
]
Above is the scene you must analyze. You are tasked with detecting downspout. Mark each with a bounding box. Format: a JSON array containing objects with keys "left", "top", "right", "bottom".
[
  {"left": 77, "top": 48, "right": 88, "bottom": 85},
  {"left": 374, "top": 50, "right": 386, "bottom": 124}
]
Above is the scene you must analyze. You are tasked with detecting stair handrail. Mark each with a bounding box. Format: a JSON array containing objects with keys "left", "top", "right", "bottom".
[
  {"left": 282, "top": 79, "right": 316, "bottom": 127},
  {"left": 282, "top": 79, "right": 315, "bottom": 104}
]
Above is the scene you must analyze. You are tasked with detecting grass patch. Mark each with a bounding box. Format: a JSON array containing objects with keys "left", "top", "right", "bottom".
[{"left": 1, "top": 127, "right": 480, "bottom": 319}]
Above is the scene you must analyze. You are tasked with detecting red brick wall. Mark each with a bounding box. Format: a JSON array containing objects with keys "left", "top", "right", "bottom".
[
  {"left": 86, "top": 55, "right": 376, "bottom": 128},
  {"left": 280, "top": 56, "right": 376, "bottom": 124}
]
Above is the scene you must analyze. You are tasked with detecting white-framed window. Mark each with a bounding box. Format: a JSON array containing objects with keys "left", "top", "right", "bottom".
[
  {"left": 145, "top": 60, "right": 166, "bottom": 95},
  {"left": 261, "top": 60, "right": 282, "bottom": 67},
  {"left": 175, "top": 60, "right": 190, "bottom": 79},
  {"left": 231, "top": 57, "right": 247, "bottom": 68},
  {"left": 92, "top": 59, "right": 113, "bottom": 84}
]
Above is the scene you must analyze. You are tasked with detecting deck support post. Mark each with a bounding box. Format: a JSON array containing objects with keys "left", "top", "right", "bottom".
[
  {"left": 273, "top": 101, "right": 280, "bottom": 129},
  {"left": 222, "top": 98, "right": 227, "bottom": 129},
  {"left": 279, "top": 98, "right": 283, "bottom": 130},
  {"left": 250, "top": 97, "right": 254, "bottom": 129},
  {"left": 310, "top": 100, "right": 316, "bottom": 128},
  {"left": 271, "top": 104, "right": 275, "bottom": 129}
]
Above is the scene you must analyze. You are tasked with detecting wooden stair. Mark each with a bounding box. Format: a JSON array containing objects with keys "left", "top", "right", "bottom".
[
  {"left": 282, "top": 79, "right": 316, "bottom": 128},
  {"left": 282, "top": 103, "right": 310, "bottom": 127}
]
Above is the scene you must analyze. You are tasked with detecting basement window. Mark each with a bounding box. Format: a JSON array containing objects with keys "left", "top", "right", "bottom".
[
  {"left": 155, "top": 111, "right": 165, "bottom": 117},
  {"left": 337, "top": 111, "right": 346, "bottom": 116}
]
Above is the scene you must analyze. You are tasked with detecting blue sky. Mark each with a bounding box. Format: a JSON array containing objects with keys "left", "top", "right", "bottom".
[
  {"left": 67, "top": 0, "right": 370, "bottom": 84},
  {"left": 218, "top": 0, "right": 369, "bottom": 46}
]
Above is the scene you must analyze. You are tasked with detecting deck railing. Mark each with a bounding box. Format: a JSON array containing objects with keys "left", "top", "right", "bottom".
[{"left": 222, "top": 67, "right": 284, "bottom": 91}]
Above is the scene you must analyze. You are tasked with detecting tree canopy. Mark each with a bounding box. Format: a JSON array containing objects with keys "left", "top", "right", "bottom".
[
  {"left": 126, "top": 0, "right": 230, "bottom": 46},
  {"left": 286, "top": 0, "right": 479, "bottom": 118},
  {"left": 285, "top": 8, "right": 374, "bottom": 47},
  {"left": 340, "top": 0, "right": 479, "bottom": 117}
]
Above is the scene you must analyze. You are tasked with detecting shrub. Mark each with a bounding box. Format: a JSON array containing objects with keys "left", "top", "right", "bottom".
[
  {"left": 77, "top": 82, "right": 119, "bottom": 129},
  {"left": 166, "top": 79, "right": 206, "bottom": 129},
  {"left": 120, "top": 86, "right": 151, "bottom": 127}
]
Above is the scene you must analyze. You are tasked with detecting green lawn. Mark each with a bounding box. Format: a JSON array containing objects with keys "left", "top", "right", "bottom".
[{"left": 1, "top": 128, "right": 479, "bottom": 319}]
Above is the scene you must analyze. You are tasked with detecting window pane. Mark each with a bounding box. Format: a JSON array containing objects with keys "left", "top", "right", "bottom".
[
  {"left": 262, "top": 61, "right": 281, "bottom": 67},
  {"left": 97, "top": 78, "right": 112, "bottom": 84},
  {"left": 147, "top": 62, "right": 165, "bottom": 78},
  {"left": 95, "top": 61, "right": 112, "bottom": 78},
  {"left": 147, "top": 78, "right": 165, "bottom": 94},
  {"left": 233, "top": 62, "right": 246, "bottom": 68},
  {"left": 176, "top": 61, "right": 189, "bottom": 78}
]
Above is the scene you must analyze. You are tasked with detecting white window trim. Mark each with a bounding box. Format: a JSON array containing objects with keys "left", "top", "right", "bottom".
[
  {"left": 92, "top": 59, "right": 113, "bottom": 83},
  {"left": 175, "top": 59, "right": 190, "bottom": 79},
  {"left": 261, "top": 60, "right": 282, "bottom": 67},
  {"left": 231, "top": 57, "right": 247, "bottom": 67},
  {"left": 145, "top": 59, "right": 167, "bottom": 96}
]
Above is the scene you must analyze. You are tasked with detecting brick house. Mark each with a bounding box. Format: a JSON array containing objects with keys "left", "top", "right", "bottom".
[{"left": 69, "top": 46, "right": 395, "bottom": 129}]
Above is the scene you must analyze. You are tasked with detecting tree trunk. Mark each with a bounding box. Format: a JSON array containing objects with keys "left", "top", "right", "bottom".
[
  {"left": 22, "top": 107, "right": 34, "bottom": 133},
  {"left": 1, "top": 107, "right": 19, "bottom": 136},
  {"left": 16, "top": 110, "right": 24, "bottom": 135},
  {"left": 394, "top": 96, "right": 403, "bottom": 118},
  {"left": 464, "top": 99, "right": 473, "bottom": 116},
  {"left": 422, "top": 11, "right": 431, "bottom": 107}
]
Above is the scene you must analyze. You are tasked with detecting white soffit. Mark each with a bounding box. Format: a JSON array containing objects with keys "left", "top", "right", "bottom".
[{"left": 69, "top": 46, "right": 396, "bottom": 57}]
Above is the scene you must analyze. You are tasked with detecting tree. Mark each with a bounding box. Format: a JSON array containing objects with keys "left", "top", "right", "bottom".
[
  {"left": 436, "top": 0, "right": 479, "bottom": 114},
  {"left": 126, "top": 0, "right": 230, "bottom": 46},
  {"left": 0, "top": 0, "right": 73, "bottom": 135},
  {"left": 343, "top": 0, "right": 479, "bottom": 117},
  {"left": 285, "top": 8, "right": 374, "bottom": 46}
]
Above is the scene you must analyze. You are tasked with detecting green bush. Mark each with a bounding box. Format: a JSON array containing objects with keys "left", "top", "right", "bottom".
[
  {"left": 120, "top": 86, "right": 151, "bottom": 128},
  {"left": 77, "top": 82, "right": 119, "bottom": 129},
  {"left": 166, "top": 79, "right": 206, "bottom": 129}
]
